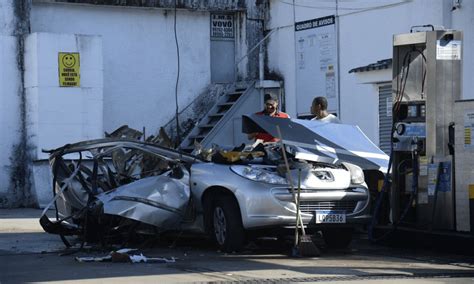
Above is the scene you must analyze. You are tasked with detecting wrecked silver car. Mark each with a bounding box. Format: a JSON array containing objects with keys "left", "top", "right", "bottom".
[{"left": 40, "top": 116, "right": 388, "bottom": 252}]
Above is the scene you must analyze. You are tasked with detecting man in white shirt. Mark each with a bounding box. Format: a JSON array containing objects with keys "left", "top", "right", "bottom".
[{"left": 310, "top": 96, "right": 341, "bottom": 123}]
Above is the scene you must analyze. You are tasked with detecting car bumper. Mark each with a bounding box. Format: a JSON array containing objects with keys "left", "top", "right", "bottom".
[
  {"left": 192, "top": 163, "right": 371, "bottom": 230},
  {"left": 239, "top": 185, "right": 370, "bottom": 229}
]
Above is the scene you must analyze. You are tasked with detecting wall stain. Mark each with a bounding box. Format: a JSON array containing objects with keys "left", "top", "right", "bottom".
[
  {"left": 2, "top": 0, "right": 36, "bottom": 208},
  {"left": 162, "top": 83, "right": 233, "bottom": 145},
  {"left": 41, "top": 0, "right": 246, "bottom": 11},
  {"left": 159, "top": 1, "right": 267, "bottom": 144},
  {"left": 0, "top": 0, "right": 268, "bottom": 207}
]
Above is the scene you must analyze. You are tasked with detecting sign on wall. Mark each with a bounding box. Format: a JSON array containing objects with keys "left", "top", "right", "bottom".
[
  {"left": 211, "top": 14, "right": 234, "bottom": 39},
  {"left": 436, "top": 39, "right": 462, "bottom": 60},
  {"left": 58, "top": 52, "right": 80, "bottom": 87},
  {"left": 464, "top": 110, "right": 474, "bottom": 148},
  {"left": 295, "top": 15, "right": 338, "bottom": 117}
]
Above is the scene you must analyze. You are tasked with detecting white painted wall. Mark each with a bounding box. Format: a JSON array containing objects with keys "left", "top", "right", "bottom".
[
  {"left": 24, "top": 32, "right": 103, "bottom": 159},
  {"left": 0, "top": 1, "right": 21, "bottom": 194},
  {"left": 0, "top": 1, "right": 17, "bottom": 36},
  {"left": 267, "top": 0, "right": 473, "bottom": 144},
  {"left": 453, "top": 100, "right": 474, "bottom": 232},
  {"left": 452, "top": 2, "right": 474, "bottom": 101},
  {"left": 0, "top": 35, "right": 21, "bottom": 194},
  {"left": 30, "top": 2, "right": 212, "bottom": 134}
]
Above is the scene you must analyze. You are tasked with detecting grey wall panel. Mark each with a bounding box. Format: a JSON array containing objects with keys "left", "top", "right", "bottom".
[
  {"left": 378, "top": 84, "right": 392, "bottom": 154},
  {"left": 211, "top": 40, "right": 235, "bottom": 83}
]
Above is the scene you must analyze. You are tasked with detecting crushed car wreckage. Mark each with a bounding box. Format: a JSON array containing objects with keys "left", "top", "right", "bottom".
[{"left": 40, "top": 117, "right": 389, "bottom": 252}]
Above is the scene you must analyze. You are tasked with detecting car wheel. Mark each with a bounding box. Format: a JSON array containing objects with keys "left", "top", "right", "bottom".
[
  {"left": 211, "top": 196, "right": 245, "bottom": 252},
  {"left": 322, "top": 228, "right": 354, "bottom": 249}
]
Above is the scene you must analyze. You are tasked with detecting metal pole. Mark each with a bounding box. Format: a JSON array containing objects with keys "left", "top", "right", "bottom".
[
  {"left": 336, "top": 0, "right": 342, "bottom": 119},
  {"left": 259, "top": 40, "right": 265, "bottom": 108},
  {"left": 293, "top": 0, "right": 298, "bottom": 117}
]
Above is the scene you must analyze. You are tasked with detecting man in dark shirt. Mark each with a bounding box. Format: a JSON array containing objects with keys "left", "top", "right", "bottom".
[{"left": 248, "top": 93, "right": 289, "bottom": 143}]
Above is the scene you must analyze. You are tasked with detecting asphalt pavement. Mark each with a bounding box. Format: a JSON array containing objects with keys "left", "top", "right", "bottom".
[{"left": 1, "top": 209, "right": 474, "bottom": 283}]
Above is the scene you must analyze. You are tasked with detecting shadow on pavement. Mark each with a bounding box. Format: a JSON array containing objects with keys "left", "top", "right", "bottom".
[{"left": 1, "top": 230, "right": 474, "bottom": 283}]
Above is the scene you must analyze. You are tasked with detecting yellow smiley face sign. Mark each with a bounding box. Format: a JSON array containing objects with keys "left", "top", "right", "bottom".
[{"left": 58, "top": 52, "right": 80, "bottom": 87}]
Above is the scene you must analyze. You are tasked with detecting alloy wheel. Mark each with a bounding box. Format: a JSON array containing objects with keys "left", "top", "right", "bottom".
[{"left": 213, "top": 207, "right": 227, "bottom": 245}]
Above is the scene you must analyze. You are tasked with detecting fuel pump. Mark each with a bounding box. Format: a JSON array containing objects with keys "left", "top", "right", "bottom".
[{"left": 386, "top": 28, "right": 462, "bottom": 232}]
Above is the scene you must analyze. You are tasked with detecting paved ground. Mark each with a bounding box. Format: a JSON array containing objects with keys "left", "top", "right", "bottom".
[{"left": 1, "top": 209, "right": 474, "bottom": 283}]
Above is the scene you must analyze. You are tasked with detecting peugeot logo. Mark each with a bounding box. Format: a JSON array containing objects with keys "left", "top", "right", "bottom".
[{"left": 314, "top": 171, "right": 334, "bottom": 182}]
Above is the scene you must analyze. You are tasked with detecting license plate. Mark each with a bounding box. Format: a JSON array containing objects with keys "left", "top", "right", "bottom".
[{"left": 315, "top": 210, "right": 346, "bottom": 224}]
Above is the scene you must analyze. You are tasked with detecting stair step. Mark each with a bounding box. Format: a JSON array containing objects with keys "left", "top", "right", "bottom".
[
  {"left": 199, "top": 124, "right": 215, "bottom": 129},
  {"left": 209, "top": 112, "right": 224, "bottom": 118},
  {"left": 189, "top": 134, "right": 206, "bottom": 140},
  {"left": 227, "top": 93, "right": 243, "bottom": 102},
  {"left": 218, "top": 102, "right": 234, "bottom": 107},
  {"left": 180, "top": 146, "right": 194, "bottom": 152},
  {"left": 209, "top": 113, "right": 224, "bottom": 118},
  {"left": 197, "top": 128, "right": 211, "bottom": 136},
  {"left": 228, "top": 91, "right": 243, "bottom": 96},
  {"left": 234, "top": 84, "right": 247, "bottom": 91}
]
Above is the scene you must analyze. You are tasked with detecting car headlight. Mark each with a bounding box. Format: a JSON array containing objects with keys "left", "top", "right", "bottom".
[
  {"left": 342, "top": 162, "right": 365, "bottom": 185},
  {"left": 230, "top": 165, "right": 288, "bottom": 185}
]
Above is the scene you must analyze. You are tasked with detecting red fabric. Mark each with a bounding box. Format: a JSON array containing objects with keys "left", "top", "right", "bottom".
[{"left": 254, "top": 111, "right": 289, "bottom": 142}]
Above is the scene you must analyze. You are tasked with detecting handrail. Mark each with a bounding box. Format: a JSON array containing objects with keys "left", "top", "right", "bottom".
[{"left": 235, "top": 24, "right": 293, "bottom": 67}]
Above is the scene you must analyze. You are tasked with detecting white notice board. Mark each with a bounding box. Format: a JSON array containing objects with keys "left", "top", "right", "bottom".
[{"left": 295, "top": 15, "right": 339, "bottom": 117}]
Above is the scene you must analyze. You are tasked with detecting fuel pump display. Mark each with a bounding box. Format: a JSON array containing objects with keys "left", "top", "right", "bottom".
[{"left": 393, "top": 103, "right": 426, "bottom": 154}]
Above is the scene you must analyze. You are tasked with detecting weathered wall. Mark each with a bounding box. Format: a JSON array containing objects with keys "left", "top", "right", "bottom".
[
  {"left": 0, "top": 0, "right": 36, "bottom": 207},
  {"left": 0, "top": 35, "right": 23, "bottom": 205},
  {"left": 34, "top": 0, "right": 246, "bottom": 10},
  {"left": 266, "top": 0, "right": 473, "bottom": 145},
  {"left": 242, "top": 0, "right": 265, "bottom": 80},
  {"left": 24, "top": 33, "right": 104, "bottom": 159},
  {"left": 0, "top": 0, "right": 265, "bottom": 207},
  {"left": 451, "top": 1, "right": 474, "bottom": 103},
  {"left": 31, "top": 2, "right": 212, "bottom": 134}
]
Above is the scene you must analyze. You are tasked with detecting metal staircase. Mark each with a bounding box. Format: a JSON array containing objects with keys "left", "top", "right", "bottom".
[{"left": 179, "top": 81, "right": 257, "bottom": 153}]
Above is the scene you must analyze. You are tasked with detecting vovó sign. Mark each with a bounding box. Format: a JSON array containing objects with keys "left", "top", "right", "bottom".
[{"left": 211, "top": 14, "right": 234, "bottom": 39}]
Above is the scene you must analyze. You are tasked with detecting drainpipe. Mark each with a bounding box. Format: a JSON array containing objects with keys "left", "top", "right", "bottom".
[
  {"left": 259, "top": 42, "right": 264, "bottom": 83},
  {"left": 292, "top": 0, "right": 297, "bottom": 116},
  {"left": 336, "top": 0, "right": 341, "bottom": 119}
]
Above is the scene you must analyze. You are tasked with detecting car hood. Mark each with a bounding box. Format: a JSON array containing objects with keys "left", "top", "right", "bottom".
[{"left": 242, "top": 114, "right": 389, "bottom": 173}]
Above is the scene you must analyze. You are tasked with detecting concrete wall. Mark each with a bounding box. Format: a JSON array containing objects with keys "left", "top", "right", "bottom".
[
  {"left": 266, "top": 0, "right": 474, "bottom": 144},
  {"left": 0, "top": 2, "right": 19, "bottom": 196},
  {"left": 0, "top": 36, "right": 22, "bottom": 199},
  {"left": 0, "top": 0, "right": 35, "bottom": 207},
  {"left": 453, "top": 100, "right": 474, "bottom": 232},
  {"left": 0, "top": 0, "right": 265, "bottom": 208},
  {"left": 0, "top": 2, "right": 17, "bottom": 36},
  {"left": 451, "top": 2, "right": 474, "bottom": 101},
  {"left": 30, "top": 2, "right": 212, "bottom": 134},
  {"left": 24, "top": 33, "right": 103, "bottom": 159}
]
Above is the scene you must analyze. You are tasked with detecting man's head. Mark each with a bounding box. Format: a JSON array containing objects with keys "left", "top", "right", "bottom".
[
  {"left": 264, "top": 93, "right": 279, "bottom": 115},
  {"left": 311, "top": 96, "right": 328, "bottom": 116}
]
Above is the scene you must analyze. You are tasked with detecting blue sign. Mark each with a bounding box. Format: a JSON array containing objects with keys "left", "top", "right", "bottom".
[
  {"left": 438, "top": 161, "right": 451, "bottom": 192},
  {"left": 405, "top": 124, "right": 426, "bottom": 137}
]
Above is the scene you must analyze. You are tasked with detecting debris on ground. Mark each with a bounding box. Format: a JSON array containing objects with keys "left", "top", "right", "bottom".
[{"left": 75, "top": 248, "right": 176, "bottom": 263}]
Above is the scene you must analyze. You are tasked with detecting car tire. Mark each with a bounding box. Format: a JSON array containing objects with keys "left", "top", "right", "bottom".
[
  {"left": 322, "top": 228, "right": 354, "bottom": 249},
  {"left": 210, "top": 196, "right": 245, "bottom": 252}
]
